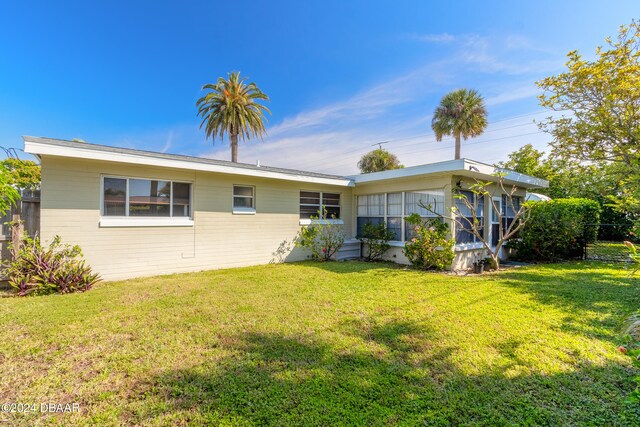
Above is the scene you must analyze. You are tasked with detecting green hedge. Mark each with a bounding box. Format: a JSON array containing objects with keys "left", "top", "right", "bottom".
[{"left": 510, "top": 198, "right": 601, "bottom": 261}]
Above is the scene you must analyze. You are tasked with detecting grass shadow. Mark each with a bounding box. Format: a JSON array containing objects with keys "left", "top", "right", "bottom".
[
  {"left": 500, "top": 262, "right": 640, "bottom": 340},
  {"left": 135, "top": 319, "right": 639, "bottom": 426}
]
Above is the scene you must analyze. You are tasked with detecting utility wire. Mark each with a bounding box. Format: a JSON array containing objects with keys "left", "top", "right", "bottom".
[
  {"left": 291, "top": 110, "right": 548, "bottom": 171},
  {"left": 314, "top": 130, "right": 546, "bottom": 174}
]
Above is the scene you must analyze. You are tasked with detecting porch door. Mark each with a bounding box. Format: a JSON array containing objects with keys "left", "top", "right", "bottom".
[{"left": 490, "top": 196, "right": 502, "bottom": 249}]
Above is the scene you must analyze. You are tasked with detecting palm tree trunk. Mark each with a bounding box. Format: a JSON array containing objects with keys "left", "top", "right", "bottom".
[
  {"left": 455, "top": 133, "right": 461, "bottom": 160},
  {"left": 231, "top": 133, "right": 238, "bottom": 163}
]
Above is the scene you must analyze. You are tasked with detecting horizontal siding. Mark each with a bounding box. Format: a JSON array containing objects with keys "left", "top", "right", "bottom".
[{"left": 40, "top": 156, "right": 352, "bottom": 280}]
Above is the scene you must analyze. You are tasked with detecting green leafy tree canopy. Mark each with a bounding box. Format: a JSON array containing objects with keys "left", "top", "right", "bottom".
[
  {"left": 357, "top": 148, "right": 403, "bottom": 173},
  {"left": 537, "top": 20, "right": 640, "bottom": 214},
  {"left": 1, "top": 158, "right": 40, "bottom": 190}
]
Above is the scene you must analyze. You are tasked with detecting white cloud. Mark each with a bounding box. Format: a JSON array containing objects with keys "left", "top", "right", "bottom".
[
  {"left": 160, "top": 131, "right": 173, "bottom": 153},
  {"left": 408, "top": 32, "right": 457, "bottom": 43}
]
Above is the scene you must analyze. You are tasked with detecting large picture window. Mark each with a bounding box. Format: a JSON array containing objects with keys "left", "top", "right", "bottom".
[
  {"left": 356, "top": 190, "right": 445, "bottom": 242},
  {"left": 299, "top": 191, "right": 341, "bottom": 219},
  {"left": 102, "top": 177, "right": 191, "bottom": 218}
]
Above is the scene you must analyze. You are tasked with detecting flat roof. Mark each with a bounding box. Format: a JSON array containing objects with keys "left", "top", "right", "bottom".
[
  {"left": 23, "top": 136, "right": 549, "bottom": 189},
  {"left": 349, "top": 158, "right": 549, "bottom": 188}
]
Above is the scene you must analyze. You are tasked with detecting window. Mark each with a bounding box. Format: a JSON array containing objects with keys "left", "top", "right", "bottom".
[
  {"left": 454, "top": 190, "right": 484, "bottom": 244},
  {"left": 404, "top": 191, "right": 445, "bottom": 240},
  {"left": 233, "top": 186, "right": 255, "bottom": 212},
  {"left": 356, "top": 190, "right": 445, "bottom": 242},
  {"left": 103, "top": 177, "right": 126, "bottom": 216},
  {"left": 299, "top": 191, "right": 341, "bottom": 219},
  {"left": 102, "top": 177, "right": 191, "bottom": 218},
  {"left": 502, "top": 195, "right": 521, "bottom": 230},
  {"left": 490, "top": 195, "right": 521, "bottom": 246},
  {"left": 129, "top": 179, "right": 171, "bottom": 217},
  {"left": 386, "top": 193, "right": 402, "bottom": 240},
  {"left": 356, "top": 194, "right": 384, "bottom": 236}
]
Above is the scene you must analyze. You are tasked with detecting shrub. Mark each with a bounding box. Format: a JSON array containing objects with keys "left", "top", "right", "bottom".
[
  {"left": 5, "top": 235, "right": 100, "bottom": 296},
  {"left": 620, "top": 311, "right": 640, "bottom": 403},
  {"left": 403, "top": 214, "right": 455, "bottom": 270},
  {"left": 509, "top": 198, "right": 601, "bottom": 261},
  {"left": 294, "top": 208, "right": 345, "bottom": 261},
  {"left": 625, "top": 241, "right": 640, "bottom": 275},
  {"left": 359, "top": 222, "right": 394, "bottom": 261}
]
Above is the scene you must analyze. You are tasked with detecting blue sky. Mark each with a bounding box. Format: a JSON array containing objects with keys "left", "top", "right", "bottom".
[{"left": 1, "top": 1, "right": 638, "bottom": 174}]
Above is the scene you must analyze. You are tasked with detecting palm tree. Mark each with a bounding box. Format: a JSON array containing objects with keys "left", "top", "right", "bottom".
[
  {"left": 196, "top": 72, "right": 270, "bottom": 163},
  {"left": 432, "top": 89, "right": 487, "bottom": 160}
]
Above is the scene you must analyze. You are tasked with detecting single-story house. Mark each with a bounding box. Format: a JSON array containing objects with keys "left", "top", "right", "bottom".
[{"left": 24, "top": 136, "right": 548, "bottom": 280}]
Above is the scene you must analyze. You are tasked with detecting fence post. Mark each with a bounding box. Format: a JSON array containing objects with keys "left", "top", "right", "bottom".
[{"left": 10, "top": 213, "right": 22, "bottom": 261}]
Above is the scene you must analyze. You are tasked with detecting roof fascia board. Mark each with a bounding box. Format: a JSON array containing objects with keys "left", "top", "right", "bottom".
[
  {"left": 24, "top": 140, "right": 354, "bottom": 187},
  {"left": 351, "top": 159, "right": 467, "bottom": 184},
  {"left": 349, "top": 158, "right": 548, "bottom": 188}
]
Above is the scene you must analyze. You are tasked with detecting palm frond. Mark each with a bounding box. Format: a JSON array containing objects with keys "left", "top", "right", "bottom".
[
  {"left": 196, "top": 71, "right": 271, "bottom": 148},
  {"left": 431, "top": 88, "right": 488, "bottom": 140}
]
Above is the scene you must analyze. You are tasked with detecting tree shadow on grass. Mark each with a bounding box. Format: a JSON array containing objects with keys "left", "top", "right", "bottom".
[
  {"left": 292, "top": 260, "right": 406, "bottom": 276},
  {"left": 134, "top": 319, "right": 640, "bottom": 426},
  {"left": 499, "top": 262, "right": 640, "bottom": 340}
]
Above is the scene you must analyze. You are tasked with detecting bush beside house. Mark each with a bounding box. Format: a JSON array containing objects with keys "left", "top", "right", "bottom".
[
  {"left": 403, "top": 214, "right": 455, "bottom": 270},
  {"left": 294, "top": 209, "right": 346, "bottom": 261},
  {"left": 358, "top": 223, "right": 394, "bottom": 261},
  {"left": 509, "top": 198, "right": 601, "bottom": 261},
  {"left": 5, "top": 235, "right": 100, "bottom": 296}
]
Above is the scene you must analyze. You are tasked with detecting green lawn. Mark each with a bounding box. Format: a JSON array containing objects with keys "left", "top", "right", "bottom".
[{"left": 1, "top": 261, "right": 639, "bottom": 426}]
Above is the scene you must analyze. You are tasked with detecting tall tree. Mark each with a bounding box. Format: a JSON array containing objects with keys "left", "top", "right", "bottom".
[
  {"left": 432, "top": 89, "right": 488, "bottom": 160},
  {"left": 1, "top": 158, "right": 40, "bottom": 190},
  {"left": 357, "top": 148, "right": 403, "bottom": 173},
  {"left": 0, "top": 162, "right": 20, "bottom": 216},
  {"left": 537, "top": 20, "right": 640, "bottom": 214},
  {"left": 196, "top": 72, "right": 270, "bottom": 163}
]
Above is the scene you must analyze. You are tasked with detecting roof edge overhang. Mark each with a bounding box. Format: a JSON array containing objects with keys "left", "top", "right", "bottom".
[
  {"left": 24, "top": 136, "right": 355, "bottom": 187},
  {"left": 349, "top": 158, "right": 549, "bottom": 189}
]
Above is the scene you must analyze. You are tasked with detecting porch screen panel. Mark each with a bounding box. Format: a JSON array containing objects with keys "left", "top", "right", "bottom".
[
  {"left": 404, "top": 190, "right": 444, "bottom": 240},
  {"left": 455, "top": 190, "right": 484, "bottom": 243},
  {"left": 356, "top": 194, "right": 384, "bottom": 237},
  {"left": 386, "top": 193, "right": 402, "bottom": 240}
]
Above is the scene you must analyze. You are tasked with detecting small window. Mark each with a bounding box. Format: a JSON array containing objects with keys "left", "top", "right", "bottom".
[
  {"left": 299, "top": 191, "right": 341, "bottom": 219},
  {"left": 233, "top": 186, "right": 255, "bottom": 211},
  {"left": 300, "top": 191, "right": 320, "bottom": 219},
  {"left": 323, "top": 192, "right": 341, "bottom": 219}
]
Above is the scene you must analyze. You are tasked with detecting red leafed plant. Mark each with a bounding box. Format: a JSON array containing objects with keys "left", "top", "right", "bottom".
[{"left": 4, "top": 235, "right": 100, "bottom": 296}]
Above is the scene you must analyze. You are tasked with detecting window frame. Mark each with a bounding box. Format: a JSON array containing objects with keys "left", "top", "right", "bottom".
[
  {"left": 232, "top": 185, "right": 256, "bottom": 214},
  {"left": 356, "top": 189, "right": 445, "bottom": 244},
  {"left": 299, "top": 190, "right": 342, "bottom": 224},
  {"left": 454, "top": 190, "right": 485, "bottom": 244},
  {"left": 99, "top": 175, "right": 193, "bottom": 227}
]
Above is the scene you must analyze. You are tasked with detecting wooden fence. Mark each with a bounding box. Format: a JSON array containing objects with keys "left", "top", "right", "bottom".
[{"left": 0, "top": 190, "right": 40, "bottom": 268}]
